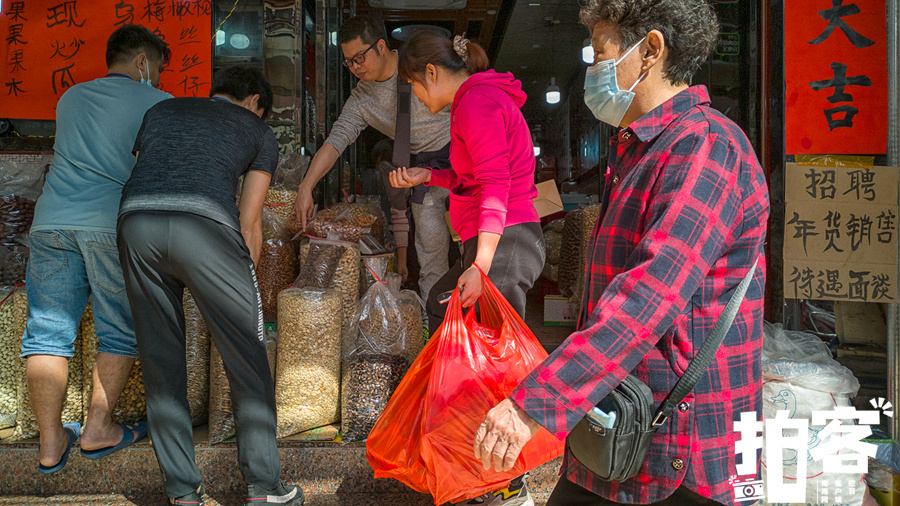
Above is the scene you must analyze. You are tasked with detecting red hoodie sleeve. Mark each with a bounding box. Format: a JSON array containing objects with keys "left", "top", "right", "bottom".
[{"left": 454, "top": 90, "right": 511, "bottom": 235}]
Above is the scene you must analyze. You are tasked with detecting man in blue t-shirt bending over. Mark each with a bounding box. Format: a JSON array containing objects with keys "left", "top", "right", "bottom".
[{"left": 22, "top": 24, "right": 171, "bottom": 473}]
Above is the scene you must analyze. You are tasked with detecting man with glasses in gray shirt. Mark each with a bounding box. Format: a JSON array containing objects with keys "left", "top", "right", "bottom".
[{"left": 294, "top": 14, "right": 453, "bottom": 303}]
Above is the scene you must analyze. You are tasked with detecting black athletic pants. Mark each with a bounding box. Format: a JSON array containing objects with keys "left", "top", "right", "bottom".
[
  {"left": 426, "top": 221, "right": 545, "bottom": 336},
  {"left": 117, "top": 211, "right": 281, "bottom": 498}
]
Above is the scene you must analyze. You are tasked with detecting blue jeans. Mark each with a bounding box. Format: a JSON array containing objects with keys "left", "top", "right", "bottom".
[{"left": 21, "top": 229, "right": 137, "bottom": 358}]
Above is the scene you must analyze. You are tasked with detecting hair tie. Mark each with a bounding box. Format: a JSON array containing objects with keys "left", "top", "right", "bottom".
[{"left": 453, "top": 35, "right": 470, "bottom": 64}]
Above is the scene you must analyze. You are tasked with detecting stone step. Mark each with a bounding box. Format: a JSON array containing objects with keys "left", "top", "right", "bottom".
[
  {"left": 0, "top": 437, "right": 561, "bottom": 505},
  {"left": 0, "top": 493, "right": 551, "bottom": 505}
]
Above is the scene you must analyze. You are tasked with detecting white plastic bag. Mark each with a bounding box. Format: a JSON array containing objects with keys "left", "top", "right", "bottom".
[{"left": 761, "top": 323, "right": 863, "bottom": 506}]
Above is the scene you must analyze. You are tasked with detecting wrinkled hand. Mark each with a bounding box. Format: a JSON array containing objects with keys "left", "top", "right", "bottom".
[
  {"left": 398, "top": 262, "right": 409, "bottom": 282},
  {"left": 295, "top": 186, "right": 315, "bottom": 231},
  {"left": 474, "top": 398, "right": 541, "bottom": 472},
  {"left": 389, "top": 167, "right": 431, "bottom": 188},
  {"left": 456, "top": 265, "right": 484, "bottom": 308}
]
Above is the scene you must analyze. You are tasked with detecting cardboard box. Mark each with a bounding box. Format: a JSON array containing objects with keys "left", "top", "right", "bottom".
[
  {"left": 544, "top": 295, "right": 578, "bottom": 326},
  {"left": 534, "top": 180, "right": 564, "bottom": 217}
]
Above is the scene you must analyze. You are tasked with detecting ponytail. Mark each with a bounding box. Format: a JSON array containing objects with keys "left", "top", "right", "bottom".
[{"left": 399, "top": 31, "right": 490, "bottom": 84}]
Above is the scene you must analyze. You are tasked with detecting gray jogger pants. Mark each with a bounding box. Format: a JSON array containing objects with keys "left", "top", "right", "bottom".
[{"left": 117, "top": 211, "right": 281, "bottom": 498}]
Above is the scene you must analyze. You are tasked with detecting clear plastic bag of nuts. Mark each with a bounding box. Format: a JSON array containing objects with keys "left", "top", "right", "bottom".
[
  {"left": 183, "top": 290, "right": 211, "bottom": 427},
  {"left": 298, "top": 238, "right": 360, "bottom": 338},
  {"left": 258, "top": 207, "right": 298, "bottom": 322},
  {"left": 13, "top": 289, "right": 83, "bottom": 440},
  {"left": 209, "top": 331, "right": 277, "bottom": 444},
  {"left": 341, "top": 280, "right": 408, "bottom": 442},
  {"left": 275, "top": 287, "right": 341, "bottom": 438},
  {"left": 81, "top": 304, "right": 146, "bottom": 425},
  {"left": 359, "top": 253, "right": 394, "bottom": 299},
  {"left": 0, "top": 286, "right": 17, "bottom": 428},
  {"left": 385, "top": 274, "right": 426, "bottom": 367}
]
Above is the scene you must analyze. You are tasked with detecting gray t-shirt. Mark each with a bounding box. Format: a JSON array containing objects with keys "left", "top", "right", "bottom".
[
  {"left": 120, "top": 97, "right": 278, "bottom": 231},
  {"left": 324, "top": 59, "right": 451, "bottom": 155},
  {"left": 31, "top": 76, "right": 171, "bottom": 233}
]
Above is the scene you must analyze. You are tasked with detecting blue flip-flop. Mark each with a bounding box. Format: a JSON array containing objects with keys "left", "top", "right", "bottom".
[
  {"left": 80, "top": 421, "right": 148, "bottom": 460},
  {"left": 38, "top": 422, "right": 81, "bottom": 474}
]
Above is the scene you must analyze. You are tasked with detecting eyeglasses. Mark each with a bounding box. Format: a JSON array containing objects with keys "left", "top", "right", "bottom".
[{"left": 342, "top": 42, "right": 378, "bottom": 68}]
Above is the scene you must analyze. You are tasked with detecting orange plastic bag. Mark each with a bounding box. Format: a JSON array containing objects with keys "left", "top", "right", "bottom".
[{"left": 365, "top": 270, "right": 564, "bottom": 504}]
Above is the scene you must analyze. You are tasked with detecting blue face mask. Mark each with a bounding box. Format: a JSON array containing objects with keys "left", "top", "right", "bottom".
[
  {"left": 138, "top": 59, "right": 154, "bottom": 87},
  {"left": 584, "top": 37, "right": 646, "bottom": 127}
]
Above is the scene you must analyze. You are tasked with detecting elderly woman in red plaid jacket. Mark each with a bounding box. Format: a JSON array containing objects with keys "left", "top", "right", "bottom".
[{"left": 474, "top": 1, "right": 769, "bottom": 505}]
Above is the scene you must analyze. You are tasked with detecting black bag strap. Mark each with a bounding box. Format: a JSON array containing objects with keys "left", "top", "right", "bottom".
[
  {"left": 651, "top": 257, "right": 759, "bottom": 427},
  {"left": 392, "top": 80, "right": 412, "bottom": 168}
]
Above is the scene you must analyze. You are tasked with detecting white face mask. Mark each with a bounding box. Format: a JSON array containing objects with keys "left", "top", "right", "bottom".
[
  {"left": 583, "top": 37, "right": 646, "bottom": 127},
  {"left": 138, "top": 59, "right": 154, "bottom": 87}
]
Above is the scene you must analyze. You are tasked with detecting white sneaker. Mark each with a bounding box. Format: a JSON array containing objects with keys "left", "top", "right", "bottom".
[{"left": 455, "top": 477, "right": 534, "bottom": 506}]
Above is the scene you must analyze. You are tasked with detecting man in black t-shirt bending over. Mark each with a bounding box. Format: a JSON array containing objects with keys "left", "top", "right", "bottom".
[{"left": 117, "top": 67, "right": 303, "bottom": 506}]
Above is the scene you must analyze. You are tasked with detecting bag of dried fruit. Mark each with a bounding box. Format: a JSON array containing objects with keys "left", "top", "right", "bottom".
[
  {"left": 307, "top": 202, "right": 385, "bottom": 244},
  {"left": 258, "top": 207, "right": 297, "bottom": 322},
  {"left": 341, "top": 277, "right": 408, "bottom": 443}
]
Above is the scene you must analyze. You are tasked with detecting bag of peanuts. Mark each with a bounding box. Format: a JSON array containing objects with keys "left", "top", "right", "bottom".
[
  {"left": 13, "top": 289, "right": 84, "bottom": 440},
  {"left": 81, "top": 304, "right": 146, "bottom": 425},
  {"left": 341, "top": 280, "right": 408, "bottom": 442},
  {"left": 275, "top": 287, "right": 342, "bottom": 438},
  {"left": 183, "top": 290, "right": 211, "bottom": 427},
  {"left": 258, "top": 207, "right": 298, "bottom": 323},
  {"left": 209, "top": 331, "right": 277, "bottom": 444},
  {"left": 0, "top": 286, "right": 17, "bottom": 428}
]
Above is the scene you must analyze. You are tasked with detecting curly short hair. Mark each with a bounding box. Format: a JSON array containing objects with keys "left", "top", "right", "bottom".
[{"left": 579, "top": 0, "right": 719, "bottom": 85}]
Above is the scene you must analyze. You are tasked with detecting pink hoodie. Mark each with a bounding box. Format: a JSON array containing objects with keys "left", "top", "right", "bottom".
[{"left": 427, "top": 70, "right": 539, "bottom": 243}]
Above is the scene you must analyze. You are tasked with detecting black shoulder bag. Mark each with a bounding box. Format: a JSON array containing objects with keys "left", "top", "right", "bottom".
[{"left": 568, "top": 258, "right": 758, "bottom": 482}]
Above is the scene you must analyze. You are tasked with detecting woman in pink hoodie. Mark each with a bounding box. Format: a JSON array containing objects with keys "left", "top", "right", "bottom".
[
  {"left": 390, "top": 31, "right": 544, "bottom": 506},
  {"left": 391, "top": 32, "right": 544, "bottom": 334}
]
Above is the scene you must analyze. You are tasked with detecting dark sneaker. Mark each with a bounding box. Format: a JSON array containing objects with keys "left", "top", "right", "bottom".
[
  {"left": 170, "top": 485, "right": 205, "bottom": 505},
  {"left": 246, "top": 480, "right": 304, "bottom": 506}
]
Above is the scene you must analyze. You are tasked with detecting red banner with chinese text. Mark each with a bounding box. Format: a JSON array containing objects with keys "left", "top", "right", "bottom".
[
  {"left": 785, "top": 0, "right": 887, "bottom": 154},
  {"left": 1, "top": 0, "right": 212, "bottom": 120}
]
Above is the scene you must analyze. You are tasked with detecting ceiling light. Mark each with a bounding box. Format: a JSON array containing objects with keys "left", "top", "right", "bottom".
[
  {"left": 487, "top": 9, "right": 496, "bottom": 14},
  {"left": 545, "top": 77, "right": 560, "bottom": 105},
  {"left": 532, "top": 43, "right": 540, "bottom": 49},
  {"left": 582, "top": 38, "right": 593, "bottom": 64},
  {"left": 534, "top": 146, "right": 541, "bottom": 157},
  {"left": 215, "top": 30, "right": 226, "bottom": 46}
]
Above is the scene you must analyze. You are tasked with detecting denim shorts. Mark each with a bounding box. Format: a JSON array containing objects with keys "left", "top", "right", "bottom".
[{"left": 20, "top": 229, "right": 137, "bottom": 358}]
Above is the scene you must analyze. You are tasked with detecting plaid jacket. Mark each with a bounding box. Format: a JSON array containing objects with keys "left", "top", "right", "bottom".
[{"left": 512, "top": 86, "right": 769, "bottom": 505}]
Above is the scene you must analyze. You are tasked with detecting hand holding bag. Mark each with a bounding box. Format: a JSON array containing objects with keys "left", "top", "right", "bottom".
[{"left": 569, "top": 259, "right": 758, "bottom": 482}]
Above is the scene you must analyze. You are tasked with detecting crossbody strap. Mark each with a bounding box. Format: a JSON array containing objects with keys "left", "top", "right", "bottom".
[
  {"left": 651, "top": 257, "right": 759, "bottom": 427},
  {"left": 392, "top": 80, "right": 412, "bottom": 168}
]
